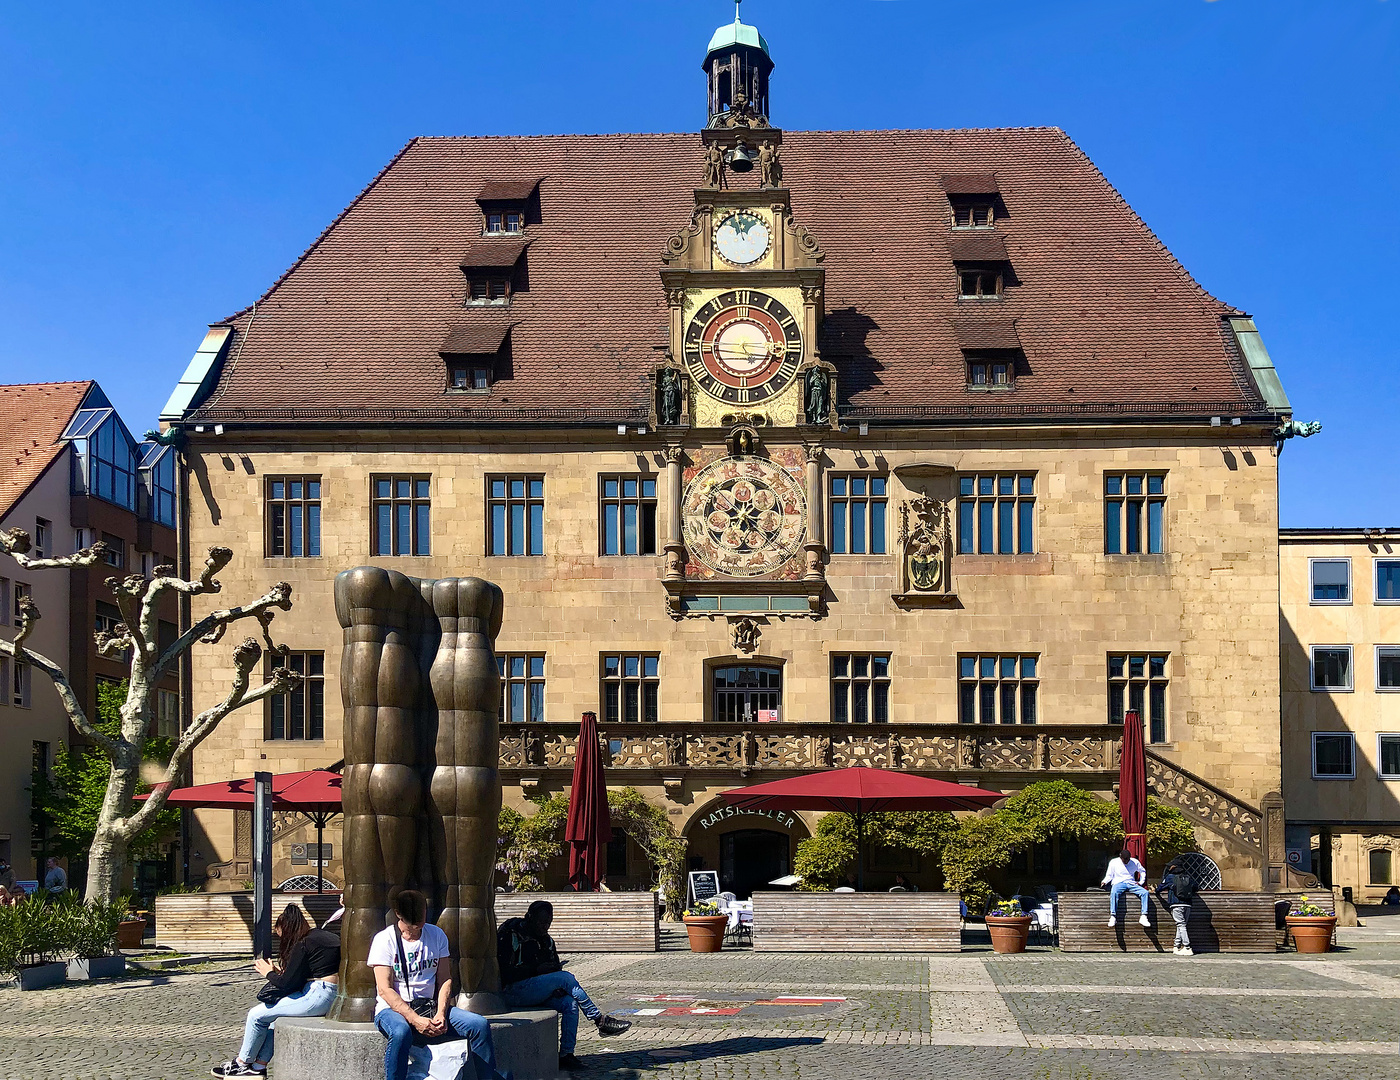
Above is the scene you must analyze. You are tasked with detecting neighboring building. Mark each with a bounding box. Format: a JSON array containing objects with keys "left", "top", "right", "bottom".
[
  {"left": 0, "top": 381, "right": 179, "bottom": 884},
  {"left": 171, "top": 15, "right": 1300, "bottom": 895},
  {"left": 1281, "top": 528, "right": 1400, "bottom": 902}
]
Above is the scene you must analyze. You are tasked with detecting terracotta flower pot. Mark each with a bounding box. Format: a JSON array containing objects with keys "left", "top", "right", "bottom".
[
  {"left": 1286, "top": 915, "right": 1336, "bottom": 954},
  {"left": 117, "top": 917, "right": 147, "bottom": 950},
  {"left": 682, "top": 914, "right": 729, "bottom": 953},
  {"left": 985, "top": 914, "right": 1033, "bottom": 954}
]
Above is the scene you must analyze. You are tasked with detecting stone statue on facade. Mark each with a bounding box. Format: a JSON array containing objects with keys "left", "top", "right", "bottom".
[
  {"left": 658, "top": 367, "right": 682, "bottom": 426},
  {"left": 731, "top": 616, "right": 761, "bottom": 655},
  {"left": 759, "top": 141, "right": 783, "bottom": 189},
  {"left": 900, "top": 495, "right": 948, "bottom": 593},
  {"left": 804, "top": 367, "right": 830, "bottom": 426},
  {"left": 328, "top": 567, "right": 505, "bottom": 1023},
  {"left": 703, "top": 143, "right": 727, "bottom": 189}
]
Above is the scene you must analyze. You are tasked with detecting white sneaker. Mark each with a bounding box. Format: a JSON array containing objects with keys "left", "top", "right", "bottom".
[
  {"left": 1180, "top": 947, "right": 1193, "bottom": 956},
  {"left": 1138, "top": 914, "right": 1151, "bottom": 928},
  {"left": 1171, "top": 945, "right": 1181, "bottom": 955},
  {"left": 1107, "top": 916, "right": 1116, "bottom": 928}
]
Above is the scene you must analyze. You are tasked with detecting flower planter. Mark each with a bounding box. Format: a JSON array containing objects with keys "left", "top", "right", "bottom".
[
  {"left": 682, "top": 914, "right": 729, "bottom": 953},
  {"left": 117, "top": 917, "right": 147, "bottom": 950},
  {"left": 67, "top": 955, "right": 126, "bottom": 981},
  {"left": 16, "top": 962, "right": 67, "bottom": 991},
  {"left": 1286, "top": 915, "right": 1336, "bottom": 954},
  {"left": 985, "top": 914, "right": 1033, "bottom": 954}
]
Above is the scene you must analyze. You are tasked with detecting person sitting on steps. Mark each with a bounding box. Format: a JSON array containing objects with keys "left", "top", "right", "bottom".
[
  {"left": 1102, "top": 847, "right": 1152, "bottom": 929},
  {"left": 497, "top": 900, "right": 631, "bottom": 1072}
]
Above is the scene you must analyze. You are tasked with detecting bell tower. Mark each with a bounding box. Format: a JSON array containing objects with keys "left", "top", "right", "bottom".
[{"left": 704, "top": 1, "right": 774, "bottom": 127}]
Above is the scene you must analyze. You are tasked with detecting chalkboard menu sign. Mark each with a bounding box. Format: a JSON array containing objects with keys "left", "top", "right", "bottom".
[{"left": 688, "top": 870, "right": 721, "bottom": 907}]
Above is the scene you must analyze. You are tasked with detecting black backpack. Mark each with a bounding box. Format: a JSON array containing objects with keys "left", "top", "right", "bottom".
[{"left": 1167, "top": 871, "right": 1197, "bottom": 904}]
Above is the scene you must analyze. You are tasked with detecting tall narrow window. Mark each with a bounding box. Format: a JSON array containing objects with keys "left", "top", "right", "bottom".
[
  {"left": 156, "top": 688, "right": 180, "bottom": 739},
  {"left": 958, "top": 654, "right": 1038, "bottom": 724},
  {"left": 1104, "top": 472, "right": 1166, "bottom": 554},
  {"left": 829, "top": 476, "right": 888, "bottom": 555},
  {"left": 267, "top": 476, "right": 322, "bottom": 557},
  {"left": 33, "top": 519, "right": 49, "bottom": 559},
  {"left": 1377, "top": 560, "right": 1400, "bottom": 604},
  {"left": 600, "top": 476, "right": 657, "bottom": 556},
  {"left": 13, "top": 582, "right": 29, "bottom": 626},
  {"left": 601, "top": 654, "right": 659, "bottom": 722},
  {"left": 957, "top": 473, "right": 1035, "bottom": 554},
  {"left": 1107, "top": 653, "right": 1170, "bottom": 744},
  {"left": 498, "top": 654, "right": 546, "bottom": 722},
  {"left": 12, "top": 660, "right": 30, "bottom": 708},
  {"left": 372, "top": 476, "right": 431, "bottom": 556},
  {"left": 831, "top": 654, "right": 890, "bottom": 723},
  {"left": 267, "top": 652, "right": 325, "bottom": 740},
  {"left": 1309, "top": 559, "right": 1351, "bottom": 604},
  {"left": 101, "top": 533, "right": 125, "bottom": 569},
  {"left": 488, "top": 476, "right": 544, "bottom": 556},
  {"left": 0, "top": 657, "right": 7, "bottom": 707}
]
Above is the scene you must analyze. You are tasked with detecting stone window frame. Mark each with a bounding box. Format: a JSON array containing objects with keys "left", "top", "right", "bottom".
[
  {"left": 499, "top": 652, "right": 546, "bottom": 723},
  {"left": 1308, "top": 557, "right": 1352, "bottom": 606},
  {"left": 598, "top": 475, "right": 659, "bottom": 557},
  {"left": 1107, "top": 652, "right": 1169, "bottom": 745},
  {"left": 265, "top": 475, "right": 322, "bottom": 558},
  {"left": 1310, "top": 645, "right": 1354, "bottom": 692},
  {"left": 1311, "top": 732, "right": 1355, "bottom": 779},
  {"left": 1377, "top": 733, "right": 1400, "bottom": 781},
  {"left": 1104, "top": 471, "right": 1166, "bottom": 555},
  {"left": 487, "top": 475, "right": 545, "bottom": 557},
  {"left": 372, "top": 475, "right": 432, "bottom": 557},
  {"left": 266, "top": 651, "right": 326, "bottom": 741},
  {"left": 1368, "top": 847, "right": 1394, "bottom": 886},
  {"left": 1375, "top": 558, "right": 1400, "bottom": 605},
  {"left": 600, "top": 653, "right": 659, "bottom": 723},
  {"left": 830, "top": 652, "right": 891, "bottom": 724},
  {"left": 828, "top": 474, "right": 888, "bottom": 556},
  {"left": 958, "top": 653, "right": 1039, "bottom": 725},
  {"left": 957, "top": 472, "right": 1036, "bottom": 555}
]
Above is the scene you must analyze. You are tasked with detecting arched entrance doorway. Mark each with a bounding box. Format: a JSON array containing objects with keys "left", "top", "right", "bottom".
[{"left": 684, "top": 797, "right": 810, "bottom": 900}]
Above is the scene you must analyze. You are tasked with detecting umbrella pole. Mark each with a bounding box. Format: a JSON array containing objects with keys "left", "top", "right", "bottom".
[{"left": 316, "top": 815, "right": 324, "bottom": 894}]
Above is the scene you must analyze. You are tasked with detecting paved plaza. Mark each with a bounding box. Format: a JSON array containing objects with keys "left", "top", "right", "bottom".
[{"left": 4, "top": 932, "right": 1397, "bottom": 1080}]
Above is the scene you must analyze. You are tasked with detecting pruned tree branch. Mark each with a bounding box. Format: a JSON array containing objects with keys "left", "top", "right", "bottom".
[
  {"left": 0, "top": 608, "right": 115, "bottom": 754},
  {"left": 1, "top": 526, "right": 108, "bottom": 571}
]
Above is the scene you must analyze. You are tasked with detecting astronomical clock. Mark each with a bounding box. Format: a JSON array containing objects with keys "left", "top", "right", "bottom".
[{"left": 656, "top": 174, "right": 835, "bottom": 618}]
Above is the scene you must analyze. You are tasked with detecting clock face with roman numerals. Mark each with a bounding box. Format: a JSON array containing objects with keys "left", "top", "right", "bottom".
[{"left": 684, "top": 290, "right": 803, "bottom": 406}]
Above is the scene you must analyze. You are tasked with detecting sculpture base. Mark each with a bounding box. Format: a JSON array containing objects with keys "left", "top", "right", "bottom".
[{"left": 273, "top": 1012, "right": 560, "bottom": 1080}]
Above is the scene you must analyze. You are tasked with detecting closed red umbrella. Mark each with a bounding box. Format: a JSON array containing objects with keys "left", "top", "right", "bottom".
[
  {"left": 721, "top": 767, "right": 1003, "bottom": 889},
  {"left": 565, "top": 712, "right": 612, "bottom": 891},
  {"left": 1119, "top": 710, "right": 1148, "bottom": 864}
]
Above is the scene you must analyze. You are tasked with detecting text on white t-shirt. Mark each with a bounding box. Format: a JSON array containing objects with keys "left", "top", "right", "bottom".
[{"left": 366, "top": 923, "right": 449, "bottom": 1014}]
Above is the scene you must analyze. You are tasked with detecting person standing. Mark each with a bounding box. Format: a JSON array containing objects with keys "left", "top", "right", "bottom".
[
  {"left": 368, "top": 890, "right": 508, "bottom": 1080},
  {"left": 1155, "top": 858, "right": 1197, "bottom": 956},
  {"left": 0, "top": 856, "right": 18, "bottom": 895},
  {"left": 43, "top": 857, "right": 67, "bottom": 898},
  {"left": 497, "top": 901, "right": 631, "bottom": 1072},
  {"left": 1101, "top": 848, "right": 1151, "bottom": 929}
]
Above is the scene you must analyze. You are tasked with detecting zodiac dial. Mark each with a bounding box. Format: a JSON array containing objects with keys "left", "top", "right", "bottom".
[{"left": 681, "top": 456, "right": 807, "bottom": 578}]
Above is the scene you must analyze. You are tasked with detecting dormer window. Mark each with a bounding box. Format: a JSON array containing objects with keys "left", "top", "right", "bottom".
[
  {"left": 486, "top": 211, "right": 523, "bottom": 235},
  {"left": 468, "top": 277, "right": 511, "bottom": 306},
  {"left": 959, "top": 270, "right": 1002, "bottom": 299},
  {"left": 441, "top": 323, "right": 511, "bottom": 395},
  {"left": 967, "top": 357, "right": 1013, "bottom": 390},
  {"left": 952, "top": 203, "right": 994, "bottom": 229},
  {"left": 450, "top": 366, "right": 493, "bottom": 392}
]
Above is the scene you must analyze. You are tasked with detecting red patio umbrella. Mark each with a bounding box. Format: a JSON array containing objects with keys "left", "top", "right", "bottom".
[
  {"left": 140, "top": 769, "right": 342, "bottom": 892},
  {"left": 565, "top": 712, "right": 612, "bottom": 891},
  {"left": 721, "top": 767, "right": 1003, "bottom": 890},
  {"left": 1119, "top": 710, "right": 1148, "bottom": 864}
]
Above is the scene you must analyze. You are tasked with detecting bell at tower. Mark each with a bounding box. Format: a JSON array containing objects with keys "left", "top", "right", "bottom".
[{"left": 704, "top": 1, "right": 774, "bottom": 127}]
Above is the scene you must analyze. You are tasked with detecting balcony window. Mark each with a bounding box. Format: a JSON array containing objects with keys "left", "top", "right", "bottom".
[
  {"left": 499, "top": 654, "right": 546, "bottom": 723},
  {"left": 958, "top": 654, "right": 1038, "bottom": 725},
  {"left": 831, "top": 653, "right": 890, "bottom": 724},
  {"left": 601, "top": 654, "right": 659, "bottom": 722}
]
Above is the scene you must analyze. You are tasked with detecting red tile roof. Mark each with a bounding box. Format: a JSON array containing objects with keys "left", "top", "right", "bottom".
[
  {"left": 949, "top": 233, "right": 1009, "bottom": 262},
  {"left": 459, "top": 237, "right": 531, "bottom": 268},
  {"left": 477, "top": 179, "right": 541, "bottom": 201},
  {"left": 953, "top": 319, "right": 1021, "bottom": 350},
  {"left": 440, "top": 321, "right": 514, "bottom": 355},
  {"left": 0, "top": 381, "right": 90, "bottom": 519},
  {"left": 188, "top": 128, "right": 1269, "bottom": 427},
  {"left": 941, "top": 173, "right": 1000, "bottom": 195}
]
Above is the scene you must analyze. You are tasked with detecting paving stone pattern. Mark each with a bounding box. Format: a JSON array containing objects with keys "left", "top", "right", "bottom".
[{"left": 1, "top": 947, "right": 1396, "bottom": 1080}]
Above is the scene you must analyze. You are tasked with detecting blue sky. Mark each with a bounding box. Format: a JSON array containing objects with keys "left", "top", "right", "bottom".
[{"left": 1, "top": 1, "right": 1395, "bottom": 526}]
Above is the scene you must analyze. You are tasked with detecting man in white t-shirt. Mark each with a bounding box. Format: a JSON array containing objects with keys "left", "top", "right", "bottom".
[
  {"left": 1101, "top": 847, "right": 1152, "bottom": 929},
  {"left": 368, "top": 890, "right": 509, "bottom": 1080}
]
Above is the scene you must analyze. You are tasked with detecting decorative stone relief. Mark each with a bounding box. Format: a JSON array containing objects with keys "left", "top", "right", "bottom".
[
  {"left": 730, "top": 616, "right": 762, "bottom": 654},
  {"left": 899, "top": 494, "right": 951, "bottom": 594},
  {"left": 682, "top": 455, "right": 807, "bottom": 578}
]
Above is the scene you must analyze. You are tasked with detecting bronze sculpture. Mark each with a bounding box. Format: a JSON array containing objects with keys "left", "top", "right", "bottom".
[
  {"left": 804, "top": 367, "right": 830, "bottom": 425},
  {"left": 329, "top": 567, "right": 505, "bottom": 1023},
  {"left": 658, "top": 367, "right": 682, "bottom": 426}
]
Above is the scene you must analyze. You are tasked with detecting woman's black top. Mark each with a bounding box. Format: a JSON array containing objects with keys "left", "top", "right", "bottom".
[{"left": 265, "top": 927, "right": 341, "bottom": 991}]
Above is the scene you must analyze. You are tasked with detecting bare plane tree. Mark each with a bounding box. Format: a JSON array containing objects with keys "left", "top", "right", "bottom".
[{"left": 0, "top": 527, "right": 301, "bottom": 903}]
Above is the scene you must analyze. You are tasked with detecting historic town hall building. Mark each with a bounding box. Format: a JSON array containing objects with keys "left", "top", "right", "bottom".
[{"left": 168, "top": 13, "right": 1305, "bottom": 895}]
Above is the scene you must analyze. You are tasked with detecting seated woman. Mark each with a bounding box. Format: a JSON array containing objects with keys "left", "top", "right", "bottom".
[
  {"left": 210, "top": 905, "right": 341, "bottom": 1077},
  {"left": 0, "top": 883, "right": 18, "bottom": 906}
]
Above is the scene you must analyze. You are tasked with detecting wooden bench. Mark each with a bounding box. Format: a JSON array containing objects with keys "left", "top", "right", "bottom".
[
  {"left": 495, "top": 892, "right": 659, "bottom": 952},
  {"left": 1274, "top": 890, "right": 1337, "bottom": 950},
  {"left": 1057, "top": 891, "right": 1276, "bottom": 953},
  {"left": 750, "top": 891, "right": 962, "bottom": 952},
  {"left": 155, "top": 892, "right": 342, "bottom": 953}
]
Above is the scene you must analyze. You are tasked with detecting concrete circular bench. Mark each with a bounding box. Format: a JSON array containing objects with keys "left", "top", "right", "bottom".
[{"left": 273, "top": 1010, "right": 560, "bottom": 1080}]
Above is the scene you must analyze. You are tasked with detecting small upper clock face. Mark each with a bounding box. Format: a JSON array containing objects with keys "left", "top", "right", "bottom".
[
  {"left": 684, "top": 290, "right": 803, "bottom": 405},
  {"left": 714, "top": 211, "right": 771, "bottom": 265}
]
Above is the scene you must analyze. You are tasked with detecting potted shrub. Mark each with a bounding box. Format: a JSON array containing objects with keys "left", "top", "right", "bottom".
[
  {"left": 67, "top": 898, "right": 128, "bottom": 980},
  {"left": 682, "top": 901, "right": 728, "bottom": 953},
  {"left": 984, "top": 899, "right": 1033, "bottom": 954},
  {"left": 116, "top": 894, "right": 148, "bottom": 950},
  {"left": 1285, "top": 895, "right": 1336, "bottom": 954},
  {"left": 1, "top": 897, "right": 69, "bottom": 990}
]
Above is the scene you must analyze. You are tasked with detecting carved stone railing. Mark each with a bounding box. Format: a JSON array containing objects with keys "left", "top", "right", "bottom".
[
  {"left": 1144, "top": 749, "right": 1263, "bottom": 855},
  {"left": 500, "top": 722, "right": 1122, "bottom": 777}
]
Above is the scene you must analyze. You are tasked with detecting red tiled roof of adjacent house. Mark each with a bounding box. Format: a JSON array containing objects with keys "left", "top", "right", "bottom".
[
  {"left": 0, "top": 381, "right": 90, "bottom": 519},
  {"left": 459, "top": 237, "right": 531, "bottom": 268},
  {"left": 187, "top": 128, "right": 1269, "bottom": 426}
]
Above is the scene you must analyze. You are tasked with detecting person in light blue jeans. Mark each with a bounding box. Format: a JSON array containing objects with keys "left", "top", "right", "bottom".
[{"left": 1101, "top": 848, "right": 1152, "bottom": 929}]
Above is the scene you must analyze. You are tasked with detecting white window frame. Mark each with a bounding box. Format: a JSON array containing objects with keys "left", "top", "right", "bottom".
[
  {"left": 1377, "top": 646, "right": 1400, "bottom": 693},
  {"left": 1376, "top": 558, "right": 1400, "bottom": 605},
  {"left": 1308, "top": 556, "right": 1352, "bottom": 606},
  {"left": 1377, "top": 733, "right": 1400, "bottom": 781},
  {"left": 1310, "top": 645, "right": 1354, "bottom": 692},
  {"left": 1311, "top": 732, "right": 1356, "bottom": 780}
]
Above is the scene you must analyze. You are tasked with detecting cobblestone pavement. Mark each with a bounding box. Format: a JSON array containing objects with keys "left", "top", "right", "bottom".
[{"left": 3, "top": 945, "right": 1397, "bottom": 1080}]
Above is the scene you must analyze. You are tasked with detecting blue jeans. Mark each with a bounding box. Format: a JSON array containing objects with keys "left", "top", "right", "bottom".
[
  {"left": 502, "top": 971, "right": 601, "bottom": 1055},
  {"left": 375, "top": 1006, "right": 499, "bottom": 1080},
  {"left": 237, "top": 978, "right": 337, "bottom": 1064},
  {"left": 1110, "top": 879, "right": 1150, "bottom": 917}
]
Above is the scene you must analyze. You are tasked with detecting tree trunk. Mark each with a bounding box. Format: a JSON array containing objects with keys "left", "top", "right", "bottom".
[
  {"left": 84, "top": 752, "right": 140, "bottom": 904},
  {"left": 84, "top": 828, "right": 127, "bottom": 905}
]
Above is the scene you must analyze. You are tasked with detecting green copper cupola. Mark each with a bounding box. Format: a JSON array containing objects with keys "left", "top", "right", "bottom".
[{"left": 704, "top": 1, "right": 774, "bottom": 127}]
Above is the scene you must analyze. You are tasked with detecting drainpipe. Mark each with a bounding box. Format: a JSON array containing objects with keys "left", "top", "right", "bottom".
[{"left": 177, "top": 438, "right": 193, "bottom": 886}]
